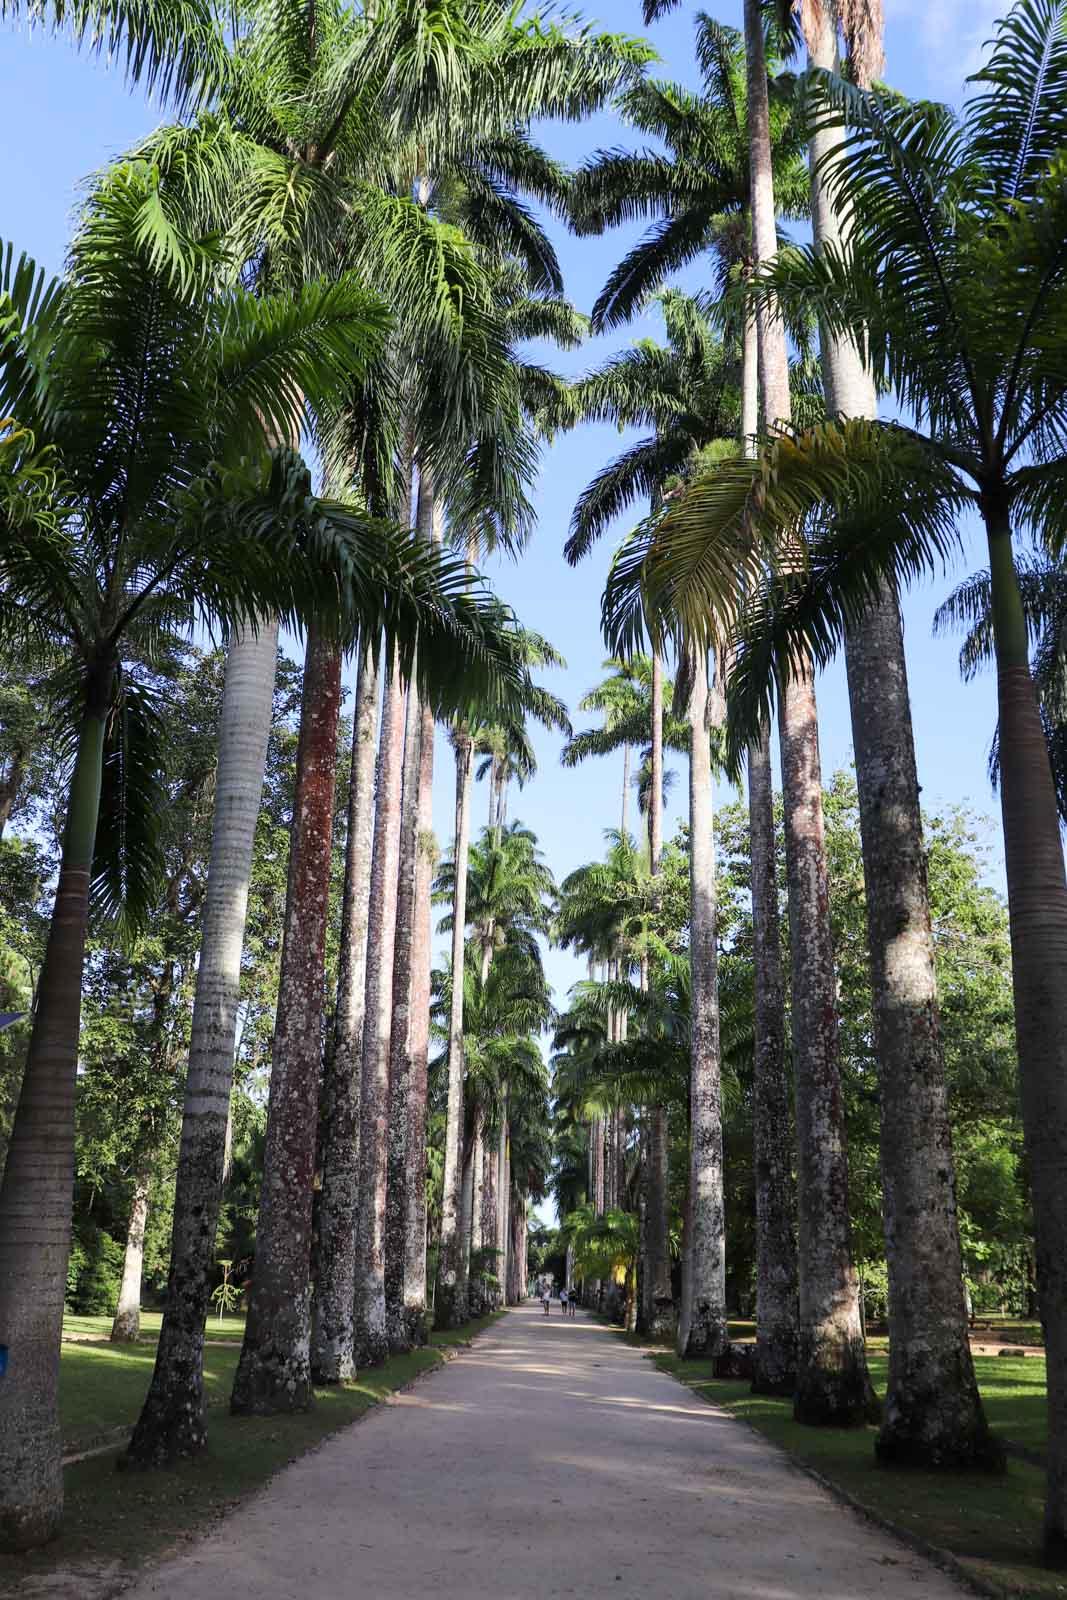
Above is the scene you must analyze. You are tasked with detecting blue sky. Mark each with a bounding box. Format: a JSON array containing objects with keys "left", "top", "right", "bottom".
[{"left": 1, "top": 0, "right": 1012, "bottom": 1018}]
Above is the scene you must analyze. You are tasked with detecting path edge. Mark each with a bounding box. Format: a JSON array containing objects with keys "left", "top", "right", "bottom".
[{"left": 648, "top": 1347, "right": 1009, "bottom": 1600}]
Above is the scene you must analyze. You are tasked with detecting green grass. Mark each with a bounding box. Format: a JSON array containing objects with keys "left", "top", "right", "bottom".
[
  {"left": 3, "top": 1311, "right": 503, "bottom": 1596},
  {"left": 63, "top": 1310, "right": 247, "bottom": 1342},
  {"left": 652, "top": 1347, "right": 1060, "bottom": 1599}
]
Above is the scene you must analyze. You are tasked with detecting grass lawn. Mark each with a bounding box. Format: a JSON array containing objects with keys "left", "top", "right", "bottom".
[
  {"left": 3, "top": 1310, "right": 502, "bottom": 1598},
  {"left": 652, "top": 1346, "right": 1061, "bottom": 1599},
  {"left": 62, "top": 1311, "right": 248, "bottom": 1343}
]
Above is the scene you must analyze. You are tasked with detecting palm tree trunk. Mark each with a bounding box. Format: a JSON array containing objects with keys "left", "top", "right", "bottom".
[
  {"left": 232, "top": 623, "right": 343, "bottom": 1414},
  {"left": 982, "top": 495, "right": 1067, "bottom": 1553},
  {"left": 128, "top": 622, "right": 279, "bottom": 1467},
  {"left": 470, "top": 1108, "right": 486, "bottom": 1313},
  {"left": 384, "top": 676, "right": 424, "bottom": 1354},
  {"left": 645, "top": 653, "right": 674, "bottom": 1338},
  {"left": 801, "top": 0, "right": 994, "bottom": 1466},
  {"left": 740, "top": 215, "right": 797, "bottom": 1395},
  {"left": 744, "top": 0, "right": 874, "bottom": 1426},
  {"left": 459, "top": 1134, "right": 475, "bottom": 1306},
  {"left": 748, "top": 728, "right": 797, "bottom": 1394},
  {"left": 678, "top": 650, "right": 728, "bottom": 1360},
  {"left": 402, "top": 688, "right": 436, "bottom": 1347},
  {"left": 311, "top": 643, "right": 379, "bottom": 1383},
  {"left": 111, "top": 1169, "right": 151, "bottom": 1343},
  {"left": 481, "top": 1124, "right": 498, "bottom": 1303},
  {"left": 498, "top": 1113, "right": 510, "bottom": 1300},
  {"left": 621, "top": 743, "right": 631, "bottom": 839},
  {"left": 436, "top": 728, "right": 474, "bottom": 1327},
  {"left": 354, "top": 645, "right": 406, "bottom": 1366},
  {"left": 0, "top": 698, "right": 106, "bottom": 1549}
]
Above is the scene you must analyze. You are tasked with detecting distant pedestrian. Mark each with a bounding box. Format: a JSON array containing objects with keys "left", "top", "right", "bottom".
[
  {"left": 559, "top": 1286, "right": 569, "bottom": 1314},
  {"left": 541, "top": 1282, "right": 551, "bottom": 1315},
  {"left": 568, "top": 1290, "right": 578, "bottom": 1317}
]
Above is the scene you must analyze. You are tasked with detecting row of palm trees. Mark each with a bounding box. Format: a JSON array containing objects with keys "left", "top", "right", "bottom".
[
  {"left": 555, "top": 0, "right": 1067, "bottom": 1559},
  {"left": 0, "top": 0, "right": 648, "bottom": 1551}
]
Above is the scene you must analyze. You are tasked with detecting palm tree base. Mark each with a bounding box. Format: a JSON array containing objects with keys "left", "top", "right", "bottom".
[
  {"left": 794, "top": 1336, "right": 881, "bottom": 1428},
  {"left": 875, "top": 1405, "right": 1006, "bottom": 1473},
  {"left": 230, "top": 1349, "right": 314, "bottom": 1416}
]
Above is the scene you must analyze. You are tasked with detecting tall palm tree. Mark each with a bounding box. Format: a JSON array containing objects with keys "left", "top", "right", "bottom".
[
  {"left": 311, "top": 638, "right": 380, "bottom": 1381},
  {"left": 569, "top": 10, "right": 808, "bottom": 335},
  {"left": 676, "top": 647, "right": 727, "bottom": 1360},
  {"left": 791, "top": 0, "right": 993, "bottom": 1467},
  {"left": 565, "top": 22, "right": 807, "bottom": 1379},
  {"left": 740, "top": 0, "right": 874, "bottom": 1427},
  {"left": 0, "top": 172, "right": 434, "bottom": 1547}
]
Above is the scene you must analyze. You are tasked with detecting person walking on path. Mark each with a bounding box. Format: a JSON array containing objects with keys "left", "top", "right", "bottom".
[
  {"left": 541, "top": 1281, "right": 551, "bottom": 1315},
  {"left": 559, "top": 1286, "right": 569, "bottom": 1315}
]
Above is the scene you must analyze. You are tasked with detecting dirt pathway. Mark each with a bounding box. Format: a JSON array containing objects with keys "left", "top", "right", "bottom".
[{"left": 123, "top": 1302, "right": 963, "bottom": 1599}]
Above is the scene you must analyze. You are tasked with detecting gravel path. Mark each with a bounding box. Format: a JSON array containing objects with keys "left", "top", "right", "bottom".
[{"left": 123, "top": 1301, "right": 964, "bottom": 1599}]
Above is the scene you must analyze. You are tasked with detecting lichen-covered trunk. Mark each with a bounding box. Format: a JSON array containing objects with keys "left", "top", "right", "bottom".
[
  {"left": 111, "top": 1170, "right": 151, "bottom": 1344},
  {"left": 469, "top": 1109, "right": 486, "bottom": 1313},
  {"left": 127, "top": 623, "right": 278, "bottom": 1467},
  {"left": 507, "top": 1197, "right": 525, "bottom": 1304},
  {"left": 644, "top": 1104, "right": 675, "bottom": 1339},
  {"left": 231, "top": 625, "right": 342, "bottom": 1414},
  {"left": 0, "top": 702, "right": 105, "bottom": 1549},
  {"left": 459, "top": 1135, "right": 475, "bottom": 1308},
  {"left": 983, "top": 499, "right": 1067, "bottom": 1554},
  {"left": 311, "top": 644, "right": 379, "bottom": 1383},
  {"left": 481, "top": 1125, "right": 498, "bottom": 1304},
  {"left": 802, "top": 0, "right": 992, "bottom": 1465},
  {"left": 384, "top": 678, "right": 423, "bottom": 1354},
  {"left": 497, "top": 1115, "right": 510, "bottom": 1301},
  {"left": 745, "top": 0, "right": 873, "bottom": 1426},
  {"left": 678, "top": 652, "right": 728, "bottom": 1360},
  {"left": 748, "top": 729, "right": 797, "bottom": 1395},
  {"left": 436, "top": 731, "right": 473, "bottom": 1327},
  {"left": 778, "top": 657, "right": 876, "bottom": 1424},
  {"left": 402, "top": 688, "right": 436, "bottom": 1347},
  {"left": 644, "top": 653, "right": 673, "bottom": 1337},
  {"left": 354, "top": 647, "right": 406, "bottom": 1366}
]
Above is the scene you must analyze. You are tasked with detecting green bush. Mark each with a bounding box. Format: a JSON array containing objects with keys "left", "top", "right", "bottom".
[{"left": 68, "top": 1226, "right": 125, "bottom": 1314}]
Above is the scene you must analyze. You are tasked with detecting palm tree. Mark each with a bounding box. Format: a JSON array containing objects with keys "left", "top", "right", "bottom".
[
  {"left": 311, "top": 639, "right": 380, "bottom": 1381},
  {"left": 568, "top": 11, "right": 808, "bottom": 335},
  {"left": 677, "top": 647, "right": 727, "bottom": 1360},
  {"left": 0, "top": 171, "right": 421, "bottom": 1547},
  {"left": 617, "top": 0, "right": 1067, "bottom": 1506},
  {"left": 791, "top": 0, "right": 993, "bottom": 1467},
  {"left": 741, "top": 0, "right": 874, "bottom": 1427}
]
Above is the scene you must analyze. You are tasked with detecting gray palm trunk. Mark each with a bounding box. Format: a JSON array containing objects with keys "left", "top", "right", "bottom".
[
  {"left": 496, "top": 1109, "right": 510, "bottom": 1301},
  {"left": 470, "top": 1108, "right": 486, "bottom": 1313},
  {"left": 110, "top": 1169, "right": 151, "bottom": 1343},
  {"left": 480, "top": 1123, "right": 498, "bottom": 1303},
  {"left": 436, "top": 728, "right": 474, "bottom": 1327},
  {"left": 127, "top": 621, "right": 280, "bottom": 1465},
  {"left": 400, "top": 475, "right": 442, "bottom": 1347},
  {"left": 311, "top": 643, "right": 380, "bottom": 1383},
  {"left": 677, "top": 651, "right": 728, "bottom": 1359},
  {"left": 354, "top": 646, "right": 407, "bottom": 1366},
  {"left": 748, "top": 728, "right": 797, "bottom": 1392},
  {"left": 231, "top": 623, "right": 343, "bottom": 1414},
  {"left": 402, "top": 688, "right": 437, "bottom": 1346},
  {"left": 384, "top": 675, "right": 424, "bottom": 1353},
  {"left": 803, "top": 6, "right": 996, "bottom": 1465},
  {"left": 742, "top": 281, "right": 797, "bottom": 1395},
  {"left": 744, "top": 0, "right": 875, "bottom": 1425},
  {"left": 644, "top": 651, "right": 674, "bottom": 1338}
]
